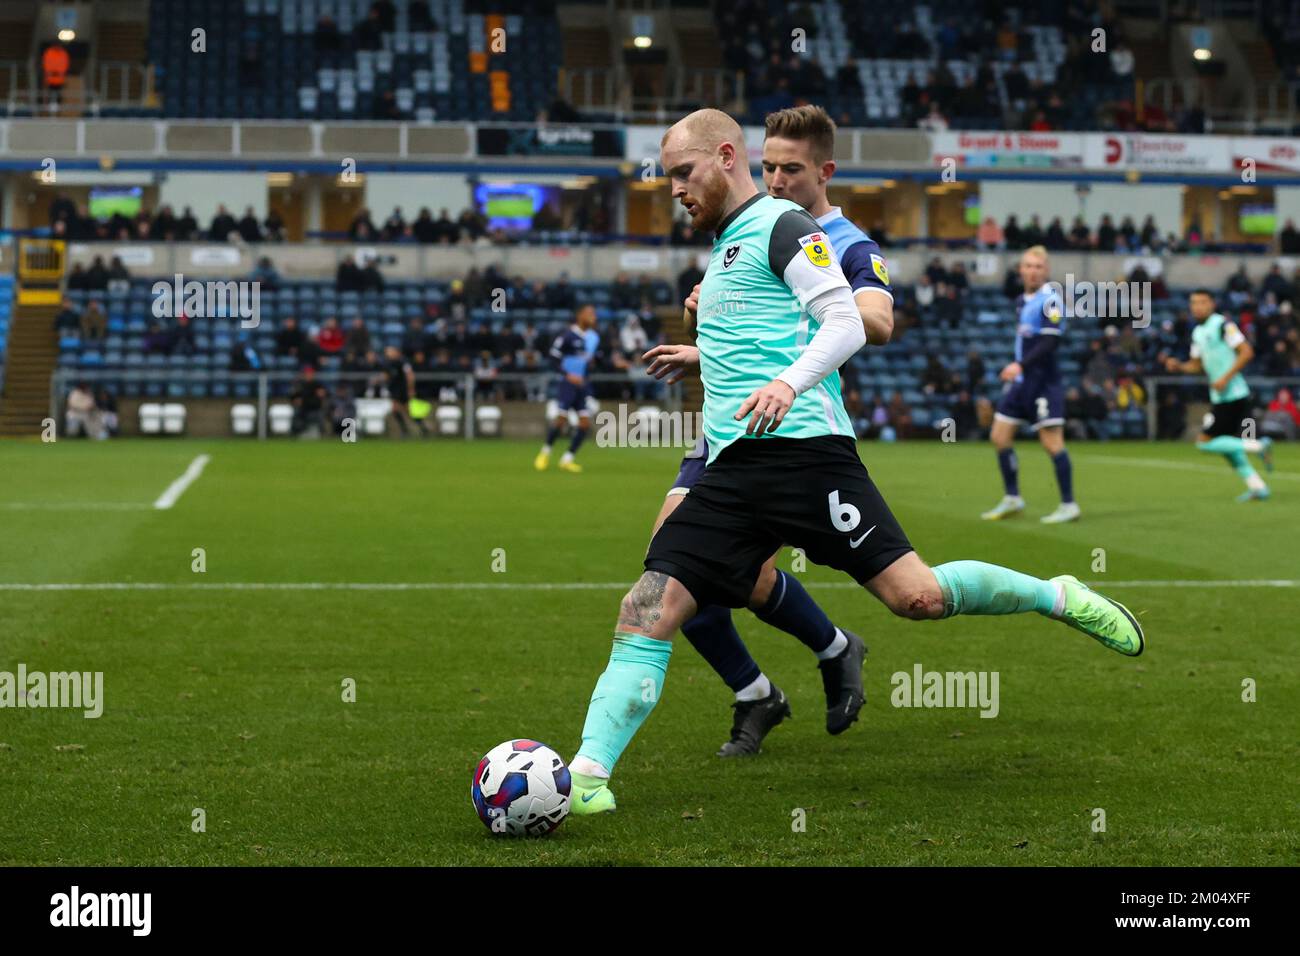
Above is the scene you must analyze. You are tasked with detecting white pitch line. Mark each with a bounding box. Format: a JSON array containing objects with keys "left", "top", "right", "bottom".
[
  {"left": 1, "top": 503, "right": 152, "bottom": 511},
  {"left": 153, "top": 454, "right": 211, "bottom": 510},
  {"left": 0, "top": 579, "right": 1295, "bottom": 592},
  {"left": 1080, "top": 454, "right": 1300, "bottom": 483}
]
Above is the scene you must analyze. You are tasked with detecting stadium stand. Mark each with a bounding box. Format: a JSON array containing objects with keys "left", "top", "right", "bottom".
[{"left": 146, "top": 0, "right": 560, "bottom": 121}]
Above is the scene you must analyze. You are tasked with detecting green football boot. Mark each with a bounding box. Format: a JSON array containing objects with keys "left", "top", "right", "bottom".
[
  {"left": 1050, "top": 574, "right": 1145, "bottom": 657},
  {"left": 569, "top": 771, "right": 616, "bottom": 815}
]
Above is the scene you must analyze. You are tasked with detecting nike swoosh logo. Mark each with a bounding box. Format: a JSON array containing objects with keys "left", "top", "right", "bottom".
[
  {"left": 849, "top": 525, "right": 877, "bottom": 549},
  {"left": 581, "top": 791, "right": 599, "bottom": 803}
]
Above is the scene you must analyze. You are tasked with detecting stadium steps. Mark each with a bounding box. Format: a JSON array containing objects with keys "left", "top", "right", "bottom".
[
  {"left": 560, "top": 25, "right": 616, "bottom": 107},
  {"left": 0, "top": 307, "right": 58, "bottom": 437},
  {"left": 95, "top": 17, "right": 150, "bottom": 102},
  {"left": 676, "top": 27, "right": 723, "bottom": 70},
  {"left": 0, "top": 18, "right": 33, "bottom": 61}
]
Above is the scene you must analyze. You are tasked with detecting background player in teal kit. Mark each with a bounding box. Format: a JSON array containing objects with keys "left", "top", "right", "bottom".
[
  {"left": 567, "top": 109, "right": 1145, "bottom": 816},
  {"left": 535, "top": 303, "right": 600, "bottom": 473},
  {"left": 982, "top": 245, "right": 1080, "bottom": 524},
  {"left": 1164, "top": 289, "right": 1273, "bottom": 501}
]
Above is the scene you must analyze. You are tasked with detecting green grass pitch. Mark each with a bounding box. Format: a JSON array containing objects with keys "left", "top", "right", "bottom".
[{"left": 1, "top": 437, "right": 1297, "bottom": 866}]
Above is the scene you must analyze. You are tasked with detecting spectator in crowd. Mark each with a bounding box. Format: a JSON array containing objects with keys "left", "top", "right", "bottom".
[
  {"left": 355, "top": 5, "right": 384, "bottom": 50},
  {"left": 976, "top": 216, "right": 1004, "bottom": 250},
  {"left": 66, "top": 264, "right": 91, "bottom": 291},
  {"left": 108, "top": 256, "right": 132, "bottom": 283},
  {"left": 237, "top": 206, "right": 262, "bottom": 243},
  {"left": 143, "top": 321, "right": 171, "bottom": 355},
  {"left": 1068, "top": 216, "right": 1091, "bottom": 249},
  {"left": 413, "top": 208, "right": 437, "bottom": 243},
  {"left": 1045, "top": 217, "right": 1067, "bottom": 250},
  {"left": 290, "top": 365, "right": 329, "bottom": 436},
  {"left": 1096, "top": 214, "right": 1118, "bottom": 252},
  {"left": 250, "top": 256, "right": 280, "bottom": 289},
  {"left": 409, "top": 0, "right": 435, "bottom": 32},
  {"left": 54, "top": 297, "right": 81, "bottom": 333},
  {"left": 95, "top": 387, "right": 119, "bottom": 437},
  {"left": 887, "top": 391, "right": 913, "bottom": 440},
  {"left": 229, "top": 333, "right": 262, "bottom": 371},
  {"left": 382, "top": 207, "right": 407, "bottom": 240},
  {"left": 209, "top": 205, "right": 238, "bottom": 241},
  {"left": 64, "top": 382, "right": 103, "bottom": 439},
  {"left": 433, "top": 209, "right": 460, "bottom": 244},
  {"left": 78, "top": 300, "right": 107, "bottom": 340},
  {"left": 345, "top": 317, "right": 371, "bottom": 354},
  {"left": 933, "top": 283, "right": 961, "bottom": 329},
  {"left": 316, "top": 316, "right": 345, "bottom": 354},
  {"left": 360, "top": 257, "right": 385, "bottom": 292},
  {"left": 276, "top": 316, "right": 307, "bottom": 361},
  {"left": 85, "top": 256, "right": 110, "bottom": 290},
  {"left": 314, "top": 14, "right": 344, "bottom": 53},
  {"left": 349, "top": 208, "right": 377, "bottom": 241},
  {"left": 914, "top": 274, "right": 935, "bottom": 309},
  {"left": 1224, "top": 264, "right": 1253, "bottom": 308},
  {"left": 1262, "top": 263, "right": 1293, "bottom": 304},
  {"left": 1263, "top": 387, "right": 1300, "bottom": 439},
  {"left": 917, "top": 102, "right": 949, "bottom": 131},
  {"left": 178, "top": 206, "right": 199, "bottom": 239},
  {"left": 1280, "top": 219, "right": 1300, "bottom": 255},
  {"left": 1003, "top": 215, "right": 1023, "bottom": 250},
  {"left": 920, "top": 353, "right": 955, "bottom": 395},
  {"left": 336, "top": 255, "right": 364, "bottom": 292},
  {"left": 171, "top": 314, "right": 197, "bottom": 356}
]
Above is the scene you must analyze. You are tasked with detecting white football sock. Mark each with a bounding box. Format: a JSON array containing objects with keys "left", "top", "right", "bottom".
[
  {"left": 1246, "top": 473, "right": 1266, "bottom": 492},
  {"left": 569, "top": 755, "right": 610, "bottom": 779},
  {"left": 1241, "top": 438, "right": 1263, "bottom": 453},
  {"left": 540, "top": 444, "right": 552, "bottom": 454},
  {"left": 816, "top": 628, "right": 849, "bottom": 661},
  {"left": 735, "top": 673, "right": 771, "bottom": 702},
  {"left": 560, "top": 451, "right": 574, "bottom": 464}
]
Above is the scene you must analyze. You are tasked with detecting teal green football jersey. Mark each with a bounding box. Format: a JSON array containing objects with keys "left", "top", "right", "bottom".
[
  {"left": 695, "top": 194, "right": 855, "bottom": 464},
  {"left": 1191, "top": 312, "right": 1250, "bottom": 404}
]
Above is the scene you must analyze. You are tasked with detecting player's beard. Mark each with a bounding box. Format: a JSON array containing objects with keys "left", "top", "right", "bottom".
[{"left": 685, "top": 169, "right": 731, "bottom": 236}]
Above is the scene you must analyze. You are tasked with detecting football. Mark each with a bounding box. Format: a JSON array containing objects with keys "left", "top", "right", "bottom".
[{"left": 471, "top": 740, "right": 571, "bottom": 837}]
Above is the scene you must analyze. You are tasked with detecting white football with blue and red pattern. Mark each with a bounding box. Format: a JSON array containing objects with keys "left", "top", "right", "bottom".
[{"left": 471, "top": 739, "right": 571, "bottom": 837}]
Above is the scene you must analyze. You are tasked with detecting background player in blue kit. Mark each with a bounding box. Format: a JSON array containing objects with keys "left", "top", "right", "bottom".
[
  {"left": 535, "top": 303, "right": 600, "bottom": 474},
  {"left": 639, "top": 106, "right": 894, "bottom": 755},
  {"left": 982, "top": 245, "right": 1080, "bottom": 524}
]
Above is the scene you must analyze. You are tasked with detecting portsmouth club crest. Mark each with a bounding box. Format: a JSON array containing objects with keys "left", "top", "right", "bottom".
[{"left": 722, "top": 242, "right": 741, "bottom": 269}]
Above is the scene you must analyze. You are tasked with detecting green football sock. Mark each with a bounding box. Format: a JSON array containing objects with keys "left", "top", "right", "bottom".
[
  {"left": 1198, "top": 436, "right": 1246, "bottom": 456},
  {"left": 932, "top": 560, "right": 1063, "bottom": 619},
  {"left": 575, "top": 632, "right": 673, "bottom": 775}
]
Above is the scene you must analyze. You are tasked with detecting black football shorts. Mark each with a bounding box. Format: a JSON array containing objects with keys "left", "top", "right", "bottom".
[{"left": 645, "top": 435, "right": 913, "bottom": 608}]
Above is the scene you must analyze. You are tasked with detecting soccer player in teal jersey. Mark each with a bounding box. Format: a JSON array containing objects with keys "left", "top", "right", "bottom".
[
  {"left": 567, "top": 109, "right": 1145, "bottom": 816},
  {"left": 1164, "top": 289, "right": 1273, "bottom": 501},
  {"left": 640, "top": 106, "right": 895, "bottom": 757}
]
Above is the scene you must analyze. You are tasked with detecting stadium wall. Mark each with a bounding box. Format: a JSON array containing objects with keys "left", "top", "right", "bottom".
[
  {"left": 158, "top": 173, "right": 270, "bottom": 225},
  {"left": 59, "top": 243, "right": 1300, "bottom": 289},
  {"left": 978, "top": 182, "right": 1185, "bottom": 236}
]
